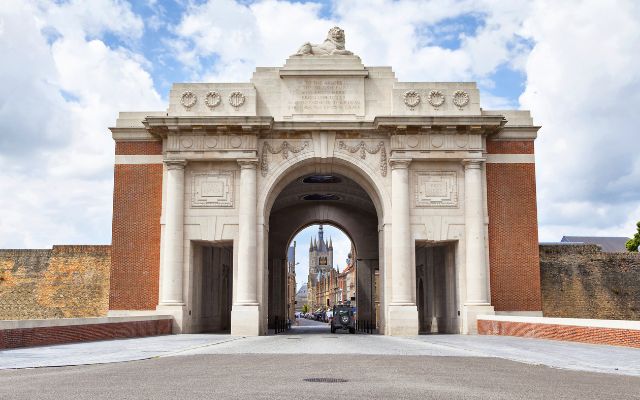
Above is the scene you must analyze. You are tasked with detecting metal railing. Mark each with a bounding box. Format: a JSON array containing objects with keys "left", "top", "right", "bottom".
[
  {"left": 356, "top": 319, "right": 376, "bottom": 334},
  {"left": 273, "top": 316, "right": 290, "bottom": 334}
]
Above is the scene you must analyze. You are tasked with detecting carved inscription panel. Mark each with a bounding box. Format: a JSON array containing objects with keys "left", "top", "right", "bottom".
[
  {"left": 192, "top": 172, "right": 234, "bottom": 208},
  {"left": 282, "top": 77, "right": 365, "bottom": 116},
  {"left": 414, "top": 171, "right": 458, "bottom": 208}
]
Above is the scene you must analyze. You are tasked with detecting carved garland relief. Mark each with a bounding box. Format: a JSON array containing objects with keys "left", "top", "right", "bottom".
[
  {"left": 427, "top": 90, "right": 445, "bottom": 108},
  {"left": 452, "top": 90, "right": 469, "bottom": 109},
  {"left": 260, "top": 141, "right": 310, "bottom": 177},
  {"left": 403, "top": 90, "right": 421, "bottom": 109},
  {"left": 180, "top": 91, "right": 197, "bottom": 109},
  {"left": 180, "top": 90, "right": 247, "bottom": 110},
  {"left": 205, "top": 91, "right": 222, "bottom": 108},
  {"left": 337, "top": 140, "right": 388, "bottom": 177},
  {"left": 402, "top": 89, "right": 470, "bottom": 110},
  {"left": 414, "top": 171, "right": 458, "bottom": 208},
  {"left": 228, "top": 91, "right": 246, "bottom": 109},
  {"left": 191, "top": 171, "right": 234, "bottom": 208}
]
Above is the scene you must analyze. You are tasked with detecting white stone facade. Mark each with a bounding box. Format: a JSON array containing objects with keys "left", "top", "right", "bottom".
[{"left": 110, "top": 32, "right": 539, "bottom": 335}]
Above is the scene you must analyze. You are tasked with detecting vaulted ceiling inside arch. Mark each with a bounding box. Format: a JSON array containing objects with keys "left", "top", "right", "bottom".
[{"left": 270, "top": 173, "right": 377, "bottom": 217}]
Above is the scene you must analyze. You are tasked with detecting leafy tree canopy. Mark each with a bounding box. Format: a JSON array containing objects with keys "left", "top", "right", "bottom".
[{"left": 626, "top": 221, "right": 640, "bottom": 252}]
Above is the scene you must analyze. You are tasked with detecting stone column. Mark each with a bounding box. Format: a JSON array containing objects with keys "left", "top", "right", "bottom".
[
  {"left": 159, "top": 160, "right": 187, "bottom": 306},
  {"left": 387, "top": 158, "right": 418, "bottom": 335},
  {"left": 462, "top": 159, "right": 494, "bottom": 333},
  {"left": 156, "top": 159, "right": 187, "bottom": 333},
  {"left": 231, "top": 158, "right": 261, "bottom": 335}
]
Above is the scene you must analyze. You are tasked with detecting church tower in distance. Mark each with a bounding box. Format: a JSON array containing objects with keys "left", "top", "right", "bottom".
[{"left": 308, "top": 225, "right": 334, "bottom": 286}]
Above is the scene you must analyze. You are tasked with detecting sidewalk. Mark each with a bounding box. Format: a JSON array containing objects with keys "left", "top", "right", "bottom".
[{"left": 1, "top": 330, "right": 639, "bottom": 376}]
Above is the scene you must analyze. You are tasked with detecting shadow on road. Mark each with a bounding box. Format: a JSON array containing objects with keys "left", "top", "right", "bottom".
[{"left": 283, "top": 318, "right": 360, "bottom": 335}]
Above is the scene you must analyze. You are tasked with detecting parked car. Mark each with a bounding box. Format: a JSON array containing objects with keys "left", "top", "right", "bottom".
[{"left": 331, "top": 304, "right": 355, "bottom": 334}]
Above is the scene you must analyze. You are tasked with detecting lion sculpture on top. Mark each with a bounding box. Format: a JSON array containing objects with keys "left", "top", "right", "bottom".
[{"left": 293, "top": 26, "right": 353, "bottom": 56}]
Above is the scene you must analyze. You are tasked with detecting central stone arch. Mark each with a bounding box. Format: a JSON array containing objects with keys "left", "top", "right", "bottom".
[{"left": 260, "top": 155, "right": 387, "bottom": 333}]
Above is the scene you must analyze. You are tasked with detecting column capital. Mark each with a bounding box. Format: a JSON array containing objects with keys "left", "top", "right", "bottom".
[
  {"left": 389, "top": 158, "right": 412, "bottom": 170},
  {"left": 237, "top": 158, "right": 259, "bottom": 169},
  {"left": 462, "top": 158, "right": 485, "bottom": 169},
  {"left": 164, "top": 159, "right": 187, "bottom": 170}
]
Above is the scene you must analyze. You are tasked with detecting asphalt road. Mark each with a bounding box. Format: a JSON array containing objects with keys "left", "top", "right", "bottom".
[
  {"left": 1, "top": 353, "right": 639, "bottom": 400},
  {"left": 1, "top": 319, "right": 639, "bottom": 399}
]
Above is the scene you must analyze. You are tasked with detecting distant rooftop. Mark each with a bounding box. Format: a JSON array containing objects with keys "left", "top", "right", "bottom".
[{"left": 560, "top": 236, "right": 629, "bottom": 253}]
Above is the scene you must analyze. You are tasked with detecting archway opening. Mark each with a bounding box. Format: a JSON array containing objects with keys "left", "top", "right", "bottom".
[
  {"left": 285, "top": 224, "right": 356, "bottom": 334},
  {"left": 415, "top": 242, "right": 458, "bottom": 334},
  {"left": 266, "top": 171, "right": 380, "bottom": 335},
  {"left": 191, "top": 241, "right": 233, "bottom": 333}
]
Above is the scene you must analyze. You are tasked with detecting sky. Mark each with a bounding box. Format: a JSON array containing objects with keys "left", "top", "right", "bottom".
[{"left": 1, "top": 0, "right": 639, "bottom": 253}]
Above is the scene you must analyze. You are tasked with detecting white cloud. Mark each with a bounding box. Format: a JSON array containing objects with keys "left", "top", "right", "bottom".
[
  {"left": 520, "top": 0, "right": 640, "bottom": 240},
  {"left": 2, "top": 0, "right": 639, "bottom": 250},
  {"left": 169, "top": 0, "right": 531, "bottom": 101},
  {"left": 37, "top": 0, "right": 144, "bottom": 41},
  {"left": 0, "top": 0, "right": 163, "bottom": 248}
]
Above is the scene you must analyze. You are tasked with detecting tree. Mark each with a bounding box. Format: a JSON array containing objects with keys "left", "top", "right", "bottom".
[
  {"left": 626, "top": 221, "right": 640, "bottom": 252},
  {"left": 302, "top": 304, "right": 309, "bottom": 313}
]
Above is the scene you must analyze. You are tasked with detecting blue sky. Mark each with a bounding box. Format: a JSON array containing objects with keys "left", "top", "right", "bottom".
[
  {"left": 1, "top": 0, "right": 639, "bottom": 253},
  {"left": 104, "top": 1, "right": 525, "bottom": 108}
]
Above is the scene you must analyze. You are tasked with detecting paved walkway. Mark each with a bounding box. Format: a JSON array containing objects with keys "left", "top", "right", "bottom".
[{"left": 1, "top": 319, "right": 639, "bottom": 376}]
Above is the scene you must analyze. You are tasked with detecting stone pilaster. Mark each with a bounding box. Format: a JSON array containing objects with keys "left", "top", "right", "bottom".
[
  {"left": 231, "top": 158, "right": 261, "bottom": 336},
  {"left": 387, "top": 158, "right": 418, "bottom": 335},
  {"left": 462, "top": 159, "right": 494, "bottom": 333}
]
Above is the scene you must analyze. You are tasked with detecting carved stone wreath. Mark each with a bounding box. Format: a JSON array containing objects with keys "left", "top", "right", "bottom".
[
  {"left": 205, "top": 91, "right": 221, "bottom": 108},
  {"left": 338, "top": 141, "right": 388, "bottom": 177},
  {"left": 180, "top": 91, "right": 197, "bottom": 109},
  {"left": 452, "top": 90, "right": 469, "bottom": 109},
  {"left": 427, "top": 90, "right": 445, "bottom": 108},
  {"left": 403, "top": 90, "right": 421, "bottom": 109},
  {"left": 229, "top": 91, "right": 246, "bottom": 108},
  {"left": 260, "top": 141, "right": 310, "bottom": 176}
]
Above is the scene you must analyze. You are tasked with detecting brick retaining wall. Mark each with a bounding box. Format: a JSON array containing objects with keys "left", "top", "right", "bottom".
[
  {"left": 0, "top": 317, "right": 172, "bottom": 349},
  {"left": 478, "top": 315, "right": 640, "bottom": 348}
]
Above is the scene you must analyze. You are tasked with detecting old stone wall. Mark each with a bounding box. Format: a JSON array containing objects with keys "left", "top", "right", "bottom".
[
  {"left": 0, "top": 245, "right": 110, "bottom": 319},
  {"left": 540, "top": 244, "right": 640, "bottom": 320}
]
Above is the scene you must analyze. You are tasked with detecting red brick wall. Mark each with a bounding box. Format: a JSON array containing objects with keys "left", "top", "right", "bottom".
[
  {"left": 110, "top": 141, "right": 163, "bottom": 310},
  {"left": 0, "top": 319, "right": 172, "bottom": 349},
  {"left": 486, "top": 140, "right": 534, "bottom": 154},
  {"left": 478, "top": 319, "right": 640, "bottom": 349},
  {"left": 486, "top": 140, "right": 542, "bottom": 311},
  {"left": 115, "top": 141, "right": 163, "bottom": 155}
]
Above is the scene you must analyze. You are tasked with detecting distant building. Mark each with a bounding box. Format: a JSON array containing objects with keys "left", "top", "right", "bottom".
[
  {"left": 338, "top": 246, "right": 357, "bottom": 305},
  {"left": 560, "top": 236, "right": 630, "bottom": 253},
  {"left": 295, "top": 284, "right": 308, "bottom": 312},
  {"left": 307, "top": 225, "right": 333, "bottom": 310},
  {"left": 287, "top": 241, "right": 296, "bottom": 321}
]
